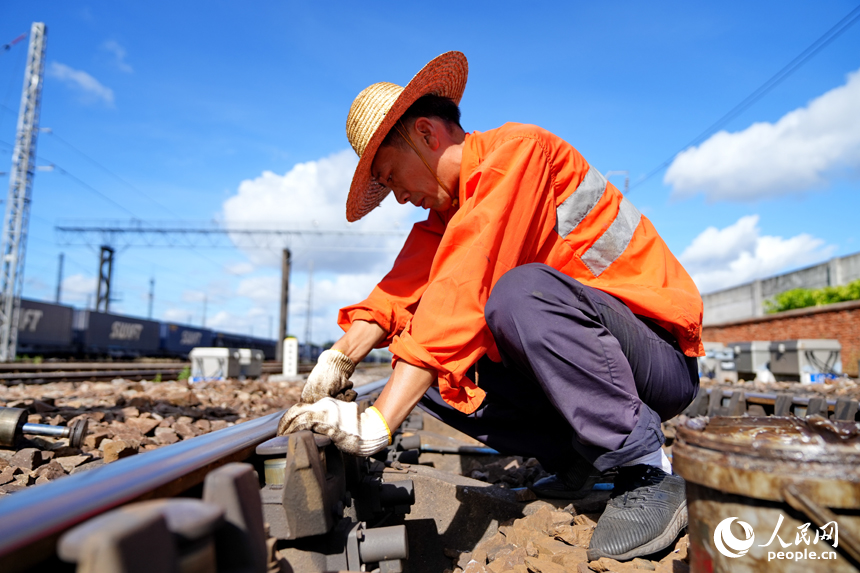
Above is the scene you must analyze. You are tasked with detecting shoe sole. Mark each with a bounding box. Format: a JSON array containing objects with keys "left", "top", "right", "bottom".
[{"left": 586, "top": 500, "right": 688, "bottom": 562}]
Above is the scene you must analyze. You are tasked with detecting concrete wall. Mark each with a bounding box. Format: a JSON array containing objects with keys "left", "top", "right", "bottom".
[
  {"left": 702, "top": 252, "right": 860, "bottom": 326},
  {"left": 702, "top": 300, "right": 860, "bottom": 377}
]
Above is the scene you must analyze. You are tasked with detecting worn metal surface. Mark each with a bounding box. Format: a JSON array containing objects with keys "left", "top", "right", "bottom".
[
  {"left": 202, "top": 463, "right": 269, "bottom": 573},
  {"left": 0, "top": 406, "right": 27, "bottom": 447},
  {"left": 684, "top": 387, "right": 860, "bottom": 421},
  {"left": 675, "top": 416, "right": 860, "bottom": 572},
  {"left": 262, "top": 431, "right": 346, "bottom": 540},
  {"left": 60, "top": 498, "right": 224, "bottom": 573}
]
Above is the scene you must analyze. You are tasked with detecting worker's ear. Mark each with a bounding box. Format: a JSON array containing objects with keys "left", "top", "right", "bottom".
[{"left": 413, "top": 117, "right": 440, "bottom": 151}]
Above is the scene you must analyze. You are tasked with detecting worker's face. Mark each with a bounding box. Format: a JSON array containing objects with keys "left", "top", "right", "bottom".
[{"left": 370, "top": 123, "right": 455, "bottom": 211}]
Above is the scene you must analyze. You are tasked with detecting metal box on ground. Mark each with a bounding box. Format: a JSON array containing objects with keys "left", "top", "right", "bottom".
[
  {"left": 189, "top": 347, "right": 240, "bottom": 382},
  {"left": 238, "top": 348, "right": 264, "bottom": 379},
  {"left": 699, "top": 342, "right": 738, "bottom": 383},
  {"left": 728, "top": 341, "right": 771, "bottom": 380},
  {"left": 769, "top": 339, "right": 842, "bottom": 383}
]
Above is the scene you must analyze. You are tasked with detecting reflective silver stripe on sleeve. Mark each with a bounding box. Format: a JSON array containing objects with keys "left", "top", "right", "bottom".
[
  {"left": 581, "top": 197, "right": 642, "bottom": 277},
  {"left": 555, "top": 166, "right": 607, "bottom": 239}
]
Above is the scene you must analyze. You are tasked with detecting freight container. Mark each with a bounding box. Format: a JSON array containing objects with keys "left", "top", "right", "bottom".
[
  {"left": 213, "top": 332, "right": 277, "bottom": 360},
  {"left": 160, "top": 324, "right": 213, "bottom": 357},
  {"left": 74, "top": 310, "right": 161, "bottom": 357},
  {"left": 16, "top": 299, "right": 75, "bottom": 354}
]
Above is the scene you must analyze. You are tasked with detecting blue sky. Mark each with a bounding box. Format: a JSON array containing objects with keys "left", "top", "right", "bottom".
[{"left": 1, "top": 1, "right": 859, "bottom": 344}]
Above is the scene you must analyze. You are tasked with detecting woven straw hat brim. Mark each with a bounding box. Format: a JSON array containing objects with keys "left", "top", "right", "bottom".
[{"left": 346, "top": 51, "right": 468, "bottom": 222}]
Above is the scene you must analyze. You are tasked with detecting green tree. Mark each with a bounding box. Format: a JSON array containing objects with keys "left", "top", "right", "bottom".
[{"left": 765, "top": 279, "right": 860, "bottom": 313}]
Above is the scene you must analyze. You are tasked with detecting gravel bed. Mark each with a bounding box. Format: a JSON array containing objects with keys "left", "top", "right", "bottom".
[
  {"left": 444, "top": 502, "right": 689, "bottom": 573},
  {"left": 0, "top": 364, "right": 693, "bottom": 571},
  {"left": 0, "top": 365, "right": 392, "bottom": 495}
]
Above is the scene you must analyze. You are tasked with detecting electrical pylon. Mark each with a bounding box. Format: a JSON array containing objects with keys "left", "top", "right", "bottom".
[{"left": 0, "top": 23, "right": 47, "bottom": 362}]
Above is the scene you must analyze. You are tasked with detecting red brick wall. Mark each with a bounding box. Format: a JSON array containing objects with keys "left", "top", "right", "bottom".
[{"left": 702, "top": 300, "right": 860, "bottom": 377}]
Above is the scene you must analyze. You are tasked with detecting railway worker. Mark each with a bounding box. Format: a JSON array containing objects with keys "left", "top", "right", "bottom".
[{"left": 278, "top": 51, "right": 703, "bottom": 562}]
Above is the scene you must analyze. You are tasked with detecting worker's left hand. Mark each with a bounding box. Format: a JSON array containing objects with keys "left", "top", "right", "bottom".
[
  {"left": 301, "top": 349, "right": 357, "bottom": 404},
  {"left": 276, "top": 397, "right": 391, "bottom": 457}
]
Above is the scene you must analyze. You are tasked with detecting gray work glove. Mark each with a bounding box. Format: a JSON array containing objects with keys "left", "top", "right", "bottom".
[
  {"left": 277, "top": 398, "right": 391, "bottom": 456},
  {"left": 301, "top": 349, "right": 357, "bottom": 404}
]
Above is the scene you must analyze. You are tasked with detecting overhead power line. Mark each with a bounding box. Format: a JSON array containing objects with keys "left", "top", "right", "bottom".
[
  {"left": 1, "top": 34, "right": 26, "bottom": 52},
  {"left": 0, "top": 136, "right": 262, "bottom": 275},
  {"left": 54, "top": 221, "right": 408, "bottom": 250},
  {"left": 631, "top": 2, "right": 860, "bottom": 192},
  {"left": 42, "top": 129, "right": 182, "bottom": 218}
]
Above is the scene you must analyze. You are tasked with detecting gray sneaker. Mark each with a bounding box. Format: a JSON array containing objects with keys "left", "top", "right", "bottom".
[{"left": 587, "top": 465, "right": 687, "bottom": 561}]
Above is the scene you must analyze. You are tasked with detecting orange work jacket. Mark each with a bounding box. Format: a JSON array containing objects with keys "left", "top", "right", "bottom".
[{"left": 339, "top": 123, "right": 704, "bottom": 415}]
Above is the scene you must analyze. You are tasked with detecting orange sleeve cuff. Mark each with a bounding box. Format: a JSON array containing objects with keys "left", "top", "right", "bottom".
[
  {"left": 338, "top": 303, "right": 411, "bottom": 348},
  {"left": 390, "top": 331, "right": 487, "bottom": 415}
]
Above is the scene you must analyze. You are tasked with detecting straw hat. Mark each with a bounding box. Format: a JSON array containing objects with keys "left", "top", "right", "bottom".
[{"left": 345, "top": 51, "right": 468, "bottom": 222}]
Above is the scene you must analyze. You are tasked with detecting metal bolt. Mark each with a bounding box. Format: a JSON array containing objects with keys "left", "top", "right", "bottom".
[{"left": 0, "top": 407, "right": 88, "bottom": 448}]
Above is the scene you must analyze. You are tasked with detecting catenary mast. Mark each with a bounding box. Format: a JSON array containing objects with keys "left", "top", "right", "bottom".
[{"left": 0, "top": 23, "right": 47, "bottom": 362}]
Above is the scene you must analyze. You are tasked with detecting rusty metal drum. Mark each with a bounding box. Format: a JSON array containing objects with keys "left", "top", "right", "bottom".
[{"left": 674, "top": 416, "right": 860, "bottom": 572}]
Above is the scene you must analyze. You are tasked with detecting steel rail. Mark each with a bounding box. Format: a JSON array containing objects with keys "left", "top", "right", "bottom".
[
  {"left": 0, "top": 368, "right": 186, "bottom": 382},
  {"left": 0, "top": 361, "right": 190, "bottom": 372},
  {"left": 0, "top": 377, "right": 389, "bottom": 568},
  {"left": 0, "top": 361, "right": 284, "bottom": 373},
  {"left": 0, "top": 363, "right": 313, "bottom": 384},
  {"left": 0, "top": 361, "right": 387, "bottom": 378}
]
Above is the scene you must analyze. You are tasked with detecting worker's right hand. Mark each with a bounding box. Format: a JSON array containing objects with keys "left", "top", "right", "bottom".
[{"left": 301, "top": 349, "right": 357, "bottom": 403}]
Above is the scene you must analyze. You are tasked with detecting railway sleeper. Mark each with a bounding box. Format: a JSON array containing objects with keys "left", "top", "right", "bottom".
[{"left": 682, "top": 387, "right": 860, "bottom": 421}]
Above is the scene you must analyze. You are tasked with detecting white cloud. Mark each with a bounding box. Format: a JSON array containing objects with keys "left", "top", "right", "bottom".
[
  {"left": 101, "top": 40, "right": 133, "bottom": 73},
  {"left": 48, "top": 62, "right": 115, "bottom": 105},
  {"left": 60, "top": 273, "right": 96, "bottom": 305},
  {"left": 679, "top": 215, "right": 835, "bottom": 293},
  {"left": 206, "top": 310, "right": 235, "bottom": 330},
  {"left": 291, "top": 271, "right": 382, "bottom": 344},
  {"left": 226, "top": 261, "right": 255, "bottom": 275},
  {"left": 182, "top": 289, "right": 207, "bottom": 303},
  {"left": 205, "top": 307, "right": 274, "bottom": 338},
  {"left": 666, "top": 67, "right": 860, "bottom": 201},
  {"left": 222, "top": 150, "right": 413, "bottom": 273},
  {"left": 162, "top": 307, "right": 193, "bottom": 323},
  {"left": 236, "top": 276, "right": 279, "bottom": 304}
]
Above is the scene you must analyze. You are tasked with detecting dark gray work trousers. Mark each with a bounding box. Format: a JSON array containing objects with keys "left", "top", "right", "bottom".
[{"left": 418, "top": 263, "right": 699, "bottom": 473}]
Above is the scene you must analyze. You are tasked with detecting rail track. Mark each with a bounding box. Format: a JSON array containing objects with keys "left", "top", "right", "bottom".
[
  {"left": 0, "top": 379, "right": 858, "bottom": 572},
  {"left": 0, "top": 378, "right": 390, "bottom": 572},
  {"left": 0, "top": 361, "right": 307, "bottom": 383},
  {"left": 684, "top": 385, "right": 860, "bottom": 420}
]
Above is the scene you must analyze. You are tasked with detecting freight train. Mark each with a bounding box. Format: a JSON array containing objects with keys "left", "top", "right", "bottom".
[{"left": 15, "top": 298, "right": 278, "bottom": 360}]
